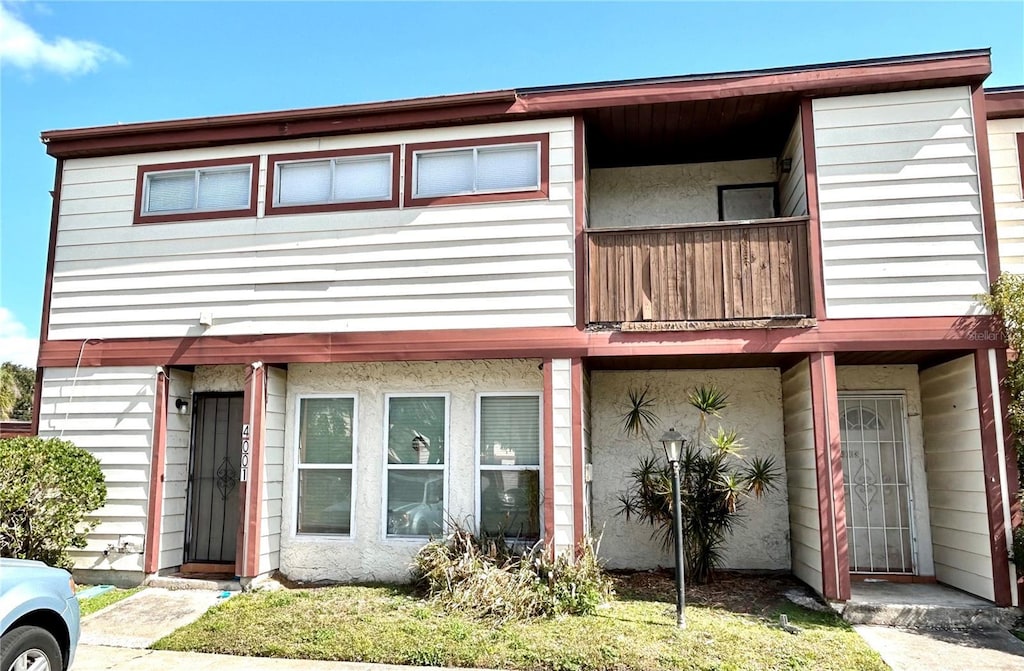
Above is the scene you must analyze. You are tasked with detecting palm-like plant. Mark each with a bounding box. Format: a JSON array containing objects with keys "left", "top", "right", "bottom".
[{"left": 615, "top": 383, "right": 780, "bottom": 583}]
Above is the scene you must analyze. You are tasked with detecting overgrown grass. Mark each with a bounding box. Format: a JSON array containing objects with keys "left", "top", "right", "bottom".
[
  {"left": 79, "top": 587, "right": 143, "bottom": 617},
  {"left": 153, "top": 582, "right": 886, "bottom": 671}
]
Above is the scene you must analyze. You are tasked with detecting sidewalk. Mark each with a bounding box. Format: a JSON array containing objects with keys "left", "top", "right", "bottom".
[
  {"left": 854, "top": 625, "right": 1024, "bottom": 671},
  {"left": 72, "top": 645, "right": 500, "bottom": 671}
]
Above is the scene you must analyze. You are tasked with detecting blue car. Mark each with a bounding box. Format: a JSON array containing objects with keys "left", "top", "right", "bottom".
[{"left": 0, "top": 559, "right": 80, "bottom": 671}]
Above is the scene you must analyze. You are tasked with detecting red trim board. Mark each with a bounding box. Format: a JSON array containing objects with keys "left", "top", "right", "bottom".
[
  {"left": 573, "top": 117, "right": 587, "bottom": 331},
  {"left": 994, "top": 349, "right": 1024, "bottom": 606},
  {"left": 239, "top": 363, "right": 267, "bottom": 578},
  {"left": 800, "top": 99, "right": 827, "bottom": 320},
  {"left": 971, "top": 87, "right": 1002, "bottom": 286},
  {"left": 542, "top": 360, "right": 556, "bottom": 549},
  {"left": 974, "top": 349, "right": 1014, "bottom": 606},
  {"left": 808, "top": 353, "right": 850, "bottom": 601},
  {"left": 144, "top": 368, "right": 168, "bottom": 574}
]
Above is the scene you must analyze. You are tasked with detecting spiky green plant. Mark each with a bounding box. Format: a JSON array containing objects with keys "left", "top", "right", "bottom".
[{"left": 615, "top": 384, "right": 781, "bottom": 583}]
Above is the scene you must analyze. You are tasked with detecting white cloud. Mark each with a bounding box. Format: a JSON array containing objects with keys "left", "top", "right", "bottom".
[
  {"left": 0, "top": 2, "right": 124, "bottom": 75},
  {"left": 0, "top": 307, "right": 38, "bottom": 368}
]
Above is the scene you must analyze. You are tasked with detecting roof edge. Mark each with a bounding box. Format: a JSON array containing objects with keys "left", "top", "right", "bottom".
[{"left": 985, "top": 86, "right": 1024, "bottom": 119}]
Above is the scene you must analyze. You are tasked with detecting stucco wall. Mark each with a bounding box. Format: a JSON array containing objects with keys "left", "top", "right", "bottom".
[
  {"left": 590, "top": 369, "right": 791, "bottom": 570},
  {"left": 835, "top": 365, "right": 935, "bottom": 576},
  {"left": 280, "top": 359, "right": 543, "bottom": 583},
  {"left": 192, "top": 365, "right": 247, "bottom": 392},
  {"left": 588, "top": 158, "right": 777, "bottom": 228}
]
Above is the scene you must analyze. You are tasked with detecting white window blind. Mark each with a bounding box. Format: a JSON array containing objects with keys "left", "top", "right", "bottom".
[
  {"left": 144, "top": 164, "right": 251, "bottom": 214},
  {"left": 276, "top": 154, "right": 392, "bottom": 206},
  {"left": 477, "top": 394, "right": 541, "bottom": 540},
  {"left": 414, "top": 142, "right": 540, "bottom": 198}
]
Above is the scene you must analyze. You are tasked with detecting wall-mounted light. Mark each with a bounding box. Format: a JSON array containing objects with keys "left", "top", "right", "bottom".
[
  {"left": 175, "top": 398, "right": 189, "bottom": 415},
  {"left": 778, "top": 158, "right": 793, "bottom": 174}
]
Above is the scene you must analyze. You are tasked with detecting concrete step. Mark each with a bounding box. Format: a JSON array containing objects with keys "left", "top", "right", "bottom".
[
  {"left": 145, "top": 575, "right": 241, "bottom": 592},
  {"left": 840, "top": 601, "right": 1020, "bottom": 628}
]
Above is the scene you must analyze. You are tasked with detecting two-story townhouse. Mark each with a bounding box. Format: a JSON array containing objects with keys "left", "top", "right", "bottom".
[{"left": 31, "top": 48, "right": 1020, "bottom": 608}]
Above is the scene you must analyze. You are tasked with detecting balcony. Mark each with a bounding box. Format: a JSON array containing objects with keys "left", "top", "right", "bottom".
[{"left": 587, "top": 217, "right": 812, "bottom": 324}]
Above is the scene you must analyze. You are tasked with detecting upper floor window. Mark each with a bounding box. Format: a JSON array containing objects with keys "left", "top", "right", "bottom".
[
  {"left": 134, "top": 156, "right": 259, "bottom": 224},
  {"left": 266, "top": 146, "right": 400, "bottom": 215},
  {"left": 718, "top": 183, "right": 777, "bottom": 221},
  {"left": 405, "top": 134, "right": 549, "bottom": 207}
]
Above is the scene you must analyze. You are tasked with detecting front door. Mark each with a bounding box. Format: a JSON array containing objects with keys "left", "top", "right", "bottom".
[
  {"left": 838, "top": 394, "right": 915, "bottom": 574},
  {"left": 185, "top": 393, "right": 243, "bottom": 564}
]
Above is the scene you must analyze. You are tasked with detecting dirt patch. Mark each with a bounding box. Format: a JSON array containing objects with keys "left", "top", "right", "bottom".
[{"left": 610, "top": 569, "right": 819, "bottom": 616}]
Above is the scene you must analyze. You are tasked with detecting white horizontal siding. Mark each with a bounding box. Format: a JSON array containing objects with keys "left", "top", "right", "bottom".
[
  {"left": 779, "top": 111, "right": 808, "bottom": 218},
  {"left": 160, "top": 368, "right": 192, "bottom": 570},
  {"left": 260, "top": 366, "right": 286, "bottom": 575},
  {"left": 550, "top": 359, "right": 574, "bottom": 555},
  {"left": 50, "top": 118, "right": 575, "bottom": 340},
  {"left": 988, "top": 118, "right": 1024, "bottom": 273},
  {"left": 919, "top": 355, "right": 994, "bottom": 601},
  {"left": 781, "top": 360, "right": 823, "bottom": 597},
  {"left": 38, "top": 366, "right": 157, "bottom": 573},
  {"left": 813, "top": 87, "right": 989, "bottom": 318}
]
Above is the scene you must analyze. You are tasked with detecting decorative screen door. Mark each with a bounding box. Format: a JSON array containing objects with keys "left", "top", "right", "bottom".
[
  {"left": 185, "top": 393, "right": 243, "bottom": 564},
  {"left": 838, "top": 394, "right": 915, "bottom": 574}
]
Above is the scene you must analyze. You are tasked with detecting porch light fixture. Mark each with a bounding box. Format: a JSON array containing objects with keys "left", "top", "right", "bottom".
[
  {"left": 175, "top": 398, "right": 189, "bottom": 415},
  {"left": 660, "top": 427, "right": 687, "bottom": 629}
]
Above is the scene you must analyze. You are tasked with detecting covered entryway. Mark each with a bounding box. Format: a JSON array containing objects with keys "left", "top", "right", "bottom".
[
  {"left": 839, "top": 394, "right": 915, "bottom": 575},
  {"left": 185, "top": 393, "right": 244, "bottom": 566}
]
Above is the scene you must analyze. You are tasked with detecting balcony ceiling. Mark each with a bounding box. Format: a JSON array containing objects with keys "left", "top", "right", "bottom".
[{"left": 583, "top": 91, "right": 801, "bottom": 168}]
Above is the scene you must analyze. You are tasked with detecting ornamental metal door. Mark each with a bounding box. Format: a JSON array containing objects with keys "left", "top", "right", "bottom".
[
  {"left": 839, "top": 394, "right": 915, "bottom": 574},
  {"left": 185, "top": 393, "right": 243, "bottom": 564}
]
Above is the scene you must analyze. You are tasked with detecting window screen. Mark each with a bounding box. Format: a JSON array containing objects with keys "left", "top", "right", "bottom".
[
  {"left": 414, "top": 142, "right": 540, "bottom": 198},
  {"left": 719, "top": 185, "right": 776, "bottom": 221},
  {"left": 276, "top": 154, "right": 392, "bottom": 205},
  {"left": 143, "top": 165, "right": 252, "bottom": 214}
]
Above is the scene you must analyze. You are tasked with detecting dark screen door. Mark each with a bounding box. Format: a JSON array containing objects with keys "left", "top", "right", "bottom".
[{"left": 186, "top": 393, "right": 243, "bottom": 564}]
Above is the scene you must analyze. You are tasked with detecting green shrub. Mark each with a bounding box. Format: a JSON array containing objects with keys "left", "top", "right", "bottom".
[
  {"left": 413, "top": 523, "right": 613, "bottom": 621},
  {"left": 0, "top": 436, "right": 106, "bottom": 568}
]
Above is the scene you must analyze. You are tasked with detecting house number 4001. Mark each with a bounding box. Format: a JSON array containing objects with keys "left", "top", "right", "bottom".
[{"left": 240, "top": 423, "right": 251, "bottom": 482}]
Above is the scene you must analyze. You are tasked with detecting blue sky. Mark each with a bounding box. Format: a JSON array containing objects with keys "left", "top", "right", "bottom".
[{"left": 1, "top": 1, "right": 1022, "bottom": 366}]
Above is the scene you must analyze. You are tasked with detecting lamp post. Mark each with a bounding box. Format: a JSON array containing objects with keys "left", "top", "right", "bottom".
[{"left": 660, "top": 427, "right": 686, "bottom": 629}]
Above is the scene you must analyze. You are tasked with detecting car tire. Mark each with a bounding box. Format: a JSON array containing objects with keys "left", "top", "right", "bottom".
[{"left": 1, "top": 625, "right": 63, "bottom": 671}]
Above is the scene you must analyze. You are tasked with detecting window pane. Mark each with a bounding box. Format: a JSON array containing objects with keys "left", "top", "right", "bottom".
[
  {"left": 387, "top": 469, "right": 443, "bottom": 537},
  {"left": 300, "top": 398, "right": 354, "bottom": 464},
  {"left": 298, "top": 469, "right": 351, "bottom": 534},
  {"left": 480, "top": 470, "right": 539, "bottom": 540},
  {"left": 477, "top": 145, "right": 539, "bottom": 191},
  {"left": 333, "top": 155, "right": 391, "bottom": 201},
  {"left": 147, "top": 172, "right": 195, "bottom": 212},
  {"left": 197, "top": 168, "right": 250, "bottom": 210},
  {"left": 387, "top": 396, "right": 445, "bottom": 464},
  {"left": 480, "top": 396, "right": 540, "bottom": 466},
  {"left": 721, "top": 186, "right": 775, "bottom": 221},
  {"left": 416, "top": 149, "right": 473, "bottom": 197},
  {"left": 278, "top": 161, "right": 331, "bottom": 204}
]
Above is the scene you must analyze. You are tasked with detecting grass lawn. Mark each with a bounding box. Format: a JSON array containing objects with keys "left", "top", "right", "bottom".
[
  {"left": 79, "top": 587, "right": 143, "bottom": 617},
  {"left": 153, "top": 572, "right": 886, "bottom": 671}
]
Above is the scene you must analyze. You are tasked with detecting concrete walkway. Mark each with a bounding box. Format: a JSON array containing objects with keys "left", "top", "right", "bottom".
[
  {"left": 72, "top": 645, "right": 499, "bottom": 671},
  {"left": 80, "top": 587, "right": 227, "bottom": 648},
  {"left": 855, "top": 625, "right": 1024, "bottom": 671}
]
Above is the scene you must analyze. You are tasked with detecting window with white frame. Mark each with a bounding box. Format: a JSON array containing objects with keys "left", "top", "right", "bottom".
[
  {"left": 384, "top": 394, "right": 448, "bottom": 538},
  {"left": 275, "top": 153, "right": 393, "bottom": 206},
  {"left": 477, "top": 394, "right": 541, "bottom": 540},
  {"left": 296, "top": 396, "right": 356, "bottom": 535},
  {"left": 142, "top": 164, "right": 252, "bottom": 215},
  {"left": 413, "top": 142, "right": 540, "bottom": 198}
]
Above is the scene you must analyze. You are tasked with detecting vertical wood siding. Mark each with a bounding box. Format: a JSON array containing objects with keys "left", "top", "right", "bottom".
[
  {"left": 550, "top": 358, "right": 575, "bottom": 554},
  {"left": 919, "top": 354, "right": 994, "bottom": 601},
  {"left": 782, "top": 360, "right": 824, "bottom": 595},
  {"left": 987, "top": 119, "right": 1024, "bottom": 273},
  {"left": 813, "top": 87, "right": 989, "bottom": 318},
  {"left": 38, "top": 366, "right": 157, "bottom": 573},
  {"left": 160, "top": 368, "right": 193, "bottom": 570},
  {"left": 588, "top": 220, "right": 811, "bottom": 322},
  {"left": 779, "top": 112, "right": 808, "bottom": 217},
  {"left": 49, "top": 119, "right": 575, "bottom": 340},
  {"left": 260, "top": 366, "right": 287, "bottom": 575}
]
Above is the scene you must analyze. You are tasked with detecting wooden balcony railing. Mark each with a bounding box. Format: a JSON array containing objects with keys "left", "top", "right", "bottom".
[{"left": 587, "top": 217, "right": 812, "bottom": 323}]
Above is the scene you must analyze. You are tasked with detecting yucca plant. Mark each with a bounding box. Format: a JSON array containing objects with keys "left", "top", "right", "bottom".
[{"left": 616, "top": 384, "right": 781, "bottom": 583}]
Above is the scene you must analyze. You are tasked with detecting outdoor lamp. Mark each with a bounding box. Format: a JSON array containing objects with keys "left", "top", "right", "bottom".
[
  {"left": 660, "top": 427, "right": 684, "bottom": 463},
  {"left": 659, "top": 426, "right": 687, "bottom": 629}
]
